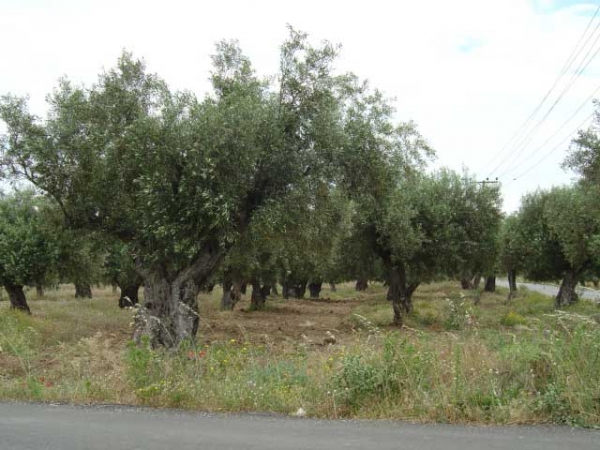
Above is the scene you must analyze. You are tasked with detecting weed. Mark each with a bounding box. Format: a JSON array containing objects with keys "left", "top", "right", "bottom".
[{"left": 500, "top": 311, "right": 527, "bottom": 327}]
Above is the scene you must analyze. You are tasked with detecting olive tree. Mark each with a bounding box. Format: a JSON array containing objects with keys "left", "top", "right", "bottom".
[
  {"left": 103, "top": 241, "right": 143, "bottom": 308},
  {"left": 564, "top": 101, "right": 600, "bottom": 185},
  {"left": 379, "top": 170, "right": 501, "bottom": 323},
  {"left": 497, "top": 214, "right": 526, "bottom": 299},
  {"left": 0, "top": 191, "right": 60, "bottom": 314},
  {"left": 513, "top": 186, "right": 600, "bottom": 307},
  {"left": 0, "top": 29, "right": 366, "bottom": 347}
]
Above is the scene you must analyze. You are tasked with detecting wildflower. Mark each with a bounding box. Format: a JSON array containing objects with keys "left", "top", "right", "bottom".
[
  {"left": 198, "top": 351, "right": 207, "bottom": 358},
  {"left": 230, "top": 339, "right": 236, "bottom": 344}
]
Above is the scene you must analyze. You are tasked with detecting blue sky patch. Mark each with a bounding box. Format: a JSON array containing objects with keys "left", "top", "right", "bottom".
[{"left": 532, "top": 0, "right": 597, "bottom": 14}]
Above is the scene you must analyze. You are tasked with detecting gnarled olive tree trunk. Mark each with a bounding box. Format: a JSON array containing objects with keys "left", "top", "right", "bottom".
[
  {"left": 118, "top": 281, "right": 142, "bottom": 308},
  {"left": 484, "top": 276, "right": 496, "bottom": 292},
  {"left": 555, "top": 269, "right": 580, "bottom": 308},
  {"left": 133, "top": 248, "right": 222, "bottom": 348},
  {"left": 5, "top": 284, "right": 31, "bottom": 315},
  {"left": 260, "top": 284, "right": 271, "bottom": 298},
  {"left": 75, "top": 283, "right": 92, "bottom": 299},
  {"left": 282, "top": 277, "right": 308, "bottom": 299},
  {"left": 133, "top": 274, "right": 199, "bottom": 348},
  {"left": 309, "top": 281, "right": 322, "bottom": 299},
  {"left": 294, "top": 281, "right": 307, "bottom": 299},
  {"left": 250, "top": 279, "right": 266, "bottom": 310},
  {"left": 221, "top": 280, "right": 242, "bottom": 311},
  {"left": 385, "top": 263, "right": 419, "bottom": 326},
  {"left": 220, "top": 268, "right": 243, "bottom": 311},
  {"left": 355, "top": 278, "right": 368, "bottom": 291}
]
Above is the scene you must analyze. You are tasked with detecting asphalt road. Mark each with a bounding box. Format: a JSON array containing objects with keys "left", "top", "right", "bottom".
[
  {"left": 495, "top": 280, "right": 600, "bottom": 302},
  {"left": 1, "top": 402, "right": 598, "bottom": 450}
]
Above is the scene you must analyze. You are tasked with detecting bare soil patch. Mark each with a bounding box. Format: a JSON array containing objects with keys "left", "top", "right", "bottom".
[{"left": 199, "top": 294, "right": 369, "bottom": 347}]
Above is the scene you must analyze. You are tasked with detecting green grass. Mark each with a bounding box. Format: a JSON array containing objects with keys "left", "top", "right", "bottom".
[{"left": 1, "top": 282, "right": 600, "bottom": 426}]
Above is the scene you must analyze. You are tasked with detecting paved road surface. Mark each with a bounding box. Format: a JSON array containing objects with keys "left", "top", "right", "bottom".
[
  {"left": 1, "top": 402, "right": 598, "bottom": 450},
  {"left": 495, "top": 280, "right": 600, "bottom": 302}
]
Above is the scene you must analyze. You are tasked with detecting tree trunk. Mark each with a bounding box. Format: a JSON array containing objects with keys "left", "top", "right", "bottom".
[
  {"left": 507, "top": 269, "right": 517, "bottom": 300},
  {"left": 119, "top": 282, "right": 142, "bottom": 308},
  {"left": 220, "top": 270, "right": 242, "bottom": 311},
  {"left": 460, "top": 278, "right": 473, "bottom": 289},
  {"left": 132, "top": 245, "right": 222, "bottom": 348},
  {"left": 133, "top": 273, "right": 200, "bottom": 348},
  {"left": 221, "top": 280, "right": 235, "bottom": 311},
  {"left": 221, "top": 280, "right": 242, "bottom": 311},
  {"left": 385, "top": 263, "right": 419, "bottom": 326},
  {"left": 272, "top": 284, "right": 279, "bottom": 296},
  {"left": 406, "top": 283, "right": 419, "bottom": 303},
  {"left": 5, "top": 284, "right": 31, "bottom": 315},
  {"left": 329, "top": 282, "right": 336, "bottom": 292},
  {"left": 35, "top": 284, "right": 44, "bottom": 298},
  {"left": 75, "top": 283, "right": 92, "bottom": 299},
  {"left": 308, "top": 281, "right": 322, "bottom": 299},
  {"left": 471, "top": 274, "right": 482, "bottom": 290},
  {"left": 387, "top": 267, "right": 403, "bottom": 325},
  {"left": 250, "top": 280, "right": 266, "bottom": 310},
  {"left": 240, "top": 283, "right": 247, "bottom": 295},
  {"left": 355, "top": 278, "right": 368, "bottom": 291},
  {"left": 260, "top": 284, "right": 271, "bottom": 298},
  {"left": 111, "top": 283, "right": 118, "bottom": 294},
  {"left": 484, "top": 276, "right": 496, "bottom": 292},
  {"left": 284, "top": 278, "right": 307, "bottom": 299},
  {"left": 555, "top": 270, "right": 580, "bottom": 308},
  {"left": 294, "top": 281, "right": 307, "bottom": 299}
]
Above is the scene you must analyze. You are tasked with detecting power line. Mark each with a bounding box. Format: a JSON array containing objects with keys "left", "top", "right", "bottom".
[
  {"left": 499, "top": 81, "right": 600, "bottom": 179},
  {"left": 491, "top": 22, "right": 600, "bottom": 178},
  {"left": 504, "top": 111, "right": 595, "bottom": 185},
  {"left": 484, "top": 1, "right": 600, "bottom": 178},
  {"left": 497, "top": 23, "right": 600, "bottom": 177}
]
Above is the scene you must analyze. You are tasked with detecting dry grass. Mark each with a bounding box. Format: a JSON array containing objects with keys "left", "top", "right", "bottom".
[{"left": 1, "top": 282, "right": 600, "bottom": 426}]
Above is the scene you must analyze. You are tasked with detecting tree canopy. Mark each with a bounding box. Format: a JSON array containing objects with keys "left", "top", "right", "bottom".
[
  {"left": 0, "top": 190, "right": 61, "bottom": 313},
  {"left": 1, "top": 28, "right": 424, "bottom": 346}
]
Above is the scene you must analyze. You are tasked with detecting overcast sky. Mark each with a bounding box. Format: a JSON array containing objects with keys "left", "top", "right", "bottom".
[{"left": 2, "top": 0, "right": 600, "bottom": 211}]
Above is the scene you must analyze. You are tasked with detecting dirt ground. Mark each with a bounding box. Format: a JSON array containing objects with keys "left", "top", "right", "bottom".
[{"left": 198, "top": 290, "right": 382, "bottom": 348}]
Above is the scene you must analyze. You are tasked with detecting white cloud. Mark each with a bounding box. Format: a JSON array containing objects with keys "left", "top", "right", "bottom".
[{"left": 1, "top": 0, "right": 599, "bottom": 212}]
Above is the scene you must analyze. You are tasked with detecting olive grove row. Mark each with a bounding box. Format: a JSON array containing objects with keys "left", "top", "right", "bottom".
[{"left": 1, "top": 28, "right": 597, "bottom": 347}]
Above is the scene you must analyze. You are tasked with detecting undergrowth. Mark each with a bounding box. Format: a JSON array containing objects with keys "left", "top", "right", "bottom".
[{"left": 1, "top": 283, "right": 600, "bottom": 426}]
